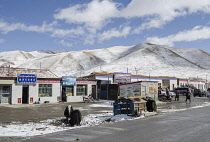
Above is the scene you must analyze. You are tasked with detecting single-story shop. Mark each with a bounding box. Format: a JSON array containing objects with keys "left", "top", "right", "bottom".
[
  {"left": 82, "top": 72, "right": 207, "bottom": 100},
  {"left": 0, "top": 67, "right": 97, "bottom": 104}
]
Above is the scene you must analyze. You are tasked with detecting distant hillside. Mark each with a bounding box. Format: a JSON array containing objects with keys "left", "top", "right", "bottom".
[{"left": 0, "top": 43, "right": 210, "bottom": 80}]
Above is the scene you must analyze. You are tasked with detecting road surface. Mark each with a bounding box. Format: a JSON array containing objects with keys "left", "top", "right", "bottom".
[{"left": 21, "top": 97, "right": 210, "bottom": 142}]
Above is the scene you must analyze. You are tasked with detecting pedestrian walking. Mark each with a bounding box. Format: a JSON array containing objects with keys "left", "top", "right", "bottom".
[
  {"left": 185, "top": 89, "right": 191, "bottom": 102},
  {"left": 175, "top": 89, "right": 179, "bottom": 101}
]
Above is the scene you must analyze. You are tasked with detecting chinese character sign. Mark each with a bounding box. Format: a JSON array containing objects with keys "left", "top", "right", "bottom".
[
  {"left": 114, "top": 73, "right": 131, "bottom": 83},
  {"left": 62, "top": 76, "right": 76, "bottom": 86},
  {"left": 17, "top": 74, "right": 37, "bottom": 85}
]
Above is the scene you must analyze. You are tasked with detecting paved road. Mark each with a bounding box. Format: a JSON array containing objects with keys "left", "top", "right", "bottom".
[
  {"left": 0, "top": 95, "right": 209, "bottom": 142},
  {"left": 21, "top": 102, "right": 210, "bottom": 142}
]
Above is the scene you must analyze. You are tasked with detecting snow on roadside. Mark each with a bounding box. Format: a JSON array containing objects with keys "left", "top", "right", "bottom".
[
  {"left": 0, "top": 112, "right": 144, "bottom": 137},
  {"left": 1, "top": 101, "right": 210, "bottom": 137}
]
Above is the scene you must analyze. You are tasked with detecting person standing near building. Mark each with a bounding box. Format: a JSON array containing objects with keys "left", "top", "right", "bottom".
[
  {"left": 175, "top": 89, "right": 179, "bottom": 101},
  {"left": 185, "top": 88, "right": 191, "bottom": 102}
]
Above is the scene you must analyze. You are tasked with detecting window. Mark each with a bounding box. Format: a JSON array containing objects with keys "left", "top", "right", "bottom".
[
  {"left": 66, "top": 86, "right": 74, "bottom": 96},
  {"left": 0, "top": 86, "right": 11, "bottom": 104},
  {"left": 39, "top": 84, "right": 52, "bottom": 97},
  {"left": 76, "top": 85, "right": 87, "bottom": 96}
]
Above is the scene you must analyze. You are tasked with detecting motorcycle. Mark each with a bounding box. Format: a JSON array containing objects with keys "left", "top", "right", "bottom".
[{"left": 83, "top": 95, "right": 95, "bottom": 103}]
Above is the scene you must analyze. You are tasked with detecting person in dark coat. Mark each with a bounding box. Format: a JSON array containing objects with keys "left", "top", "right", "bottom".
[
  {"left": 175, "top": 90, "right": 179, "bottom": 101},
  {"left": 185, "top": 90, "right": 191, "bottom": 102}
]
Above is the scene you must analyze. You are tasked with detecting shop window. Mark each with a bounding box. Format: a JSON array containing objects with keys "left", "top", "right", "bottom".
[
  {"left": 76, "top": 85, "right": 87, "bottom": 96},
  {"left": 39, "top": 84, "right": 52, "bottom": 97},
  {"left": 66, "top": 86, "right": 74, "bottom": 96},
  {"left": 0, "top": 86, "right": 11, "bottom": 104}
]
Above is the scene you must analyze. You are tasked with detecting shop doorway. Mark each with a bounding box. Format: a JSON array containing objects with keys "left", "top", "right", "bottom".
[
  {"left": 62, "top": 86, "right": 74, "bottom": 102},
  {"left": 92, "top": 85, "right": 96, "bottom": 99},
  {"left": 22, "top": 86, "right": 29, "bottom": 104}
]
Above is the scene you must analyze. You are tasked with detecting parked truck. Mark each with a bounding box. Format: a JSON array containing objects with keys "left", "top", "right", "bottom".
[
  {"left": 117, "top": 81, "right": 158, "bottom": 100},
  {"left": 113, "top": 81, "right": 158, "bottom": 116}
]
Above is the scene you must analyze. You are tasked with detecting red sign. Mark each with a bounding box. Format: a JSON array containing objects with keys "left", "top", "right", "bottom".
[
  {"left": 30, "top": 97, "right": 33, "bottom": 103},
  {"left": 76, "top": 81, "right": 97, "bottom": 85},
  {"left": 37, "top": 80, "right": 60, "bottom": 83},
  {"left": 18, "top": 98, "right": 22, "bottom": 104}
]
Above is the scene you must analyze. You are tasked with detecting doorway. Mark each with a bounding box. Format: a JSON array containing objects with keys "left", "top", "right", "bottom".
[
  {"left": 62, "top": 86, "right": 74, "bottom": 102},
  {"left": 22, "top": 86, "right": 29, "bottom": 104},
  {"left": 92, "top": 85, "right": 96, "bottom": 99}
]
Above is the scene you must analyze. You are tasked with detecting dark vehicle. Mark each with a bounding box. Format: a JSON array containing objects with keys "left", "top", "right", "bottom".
[
  {"left": 193, "top": 89, "right": 206, "bottom": 97},
  {"left": 200, "top": 89, "right": 206, "bottom": 97},
  {"left": 193, "top": 89, "right": 201, "bottom": 97},
  {"left": 174, "top": 87, "right": 189, "bottom": 96}
]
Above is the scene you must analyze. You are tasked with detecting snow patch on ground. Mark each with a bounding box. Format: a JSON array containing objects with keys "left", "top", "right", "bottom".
[
  {"left": 1, "top": 101, "right": 210, "bottom": 137},
  {"left": 0, "top": 113, "right": 144, "bottom": 137}
]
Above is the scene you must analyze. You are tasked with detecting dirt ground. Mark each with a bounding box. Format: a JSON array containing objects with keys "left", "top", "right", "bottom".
[{"left": 0, "top": 102, "right": 113, "bottom": 125}]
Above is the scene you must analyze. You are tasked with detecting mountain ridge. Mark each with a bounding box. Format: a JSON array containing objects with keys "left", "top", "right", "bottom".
[{"left": 0, "top": 43, "right": 209, "bottom": 80}]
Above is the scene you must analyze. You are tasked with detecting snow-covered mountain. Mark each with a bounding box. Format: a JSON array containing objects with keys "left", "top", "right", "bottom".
[{"left": 0, "top": 43, "right": 210, "bottom": 80}]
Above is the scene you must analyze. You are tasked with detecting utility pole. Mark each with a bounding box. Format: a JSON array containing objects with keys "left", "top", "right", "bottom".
[
  {"left": 107, "top": 75, "right": 109, "bottom": 100},
  {"left": 135, "top": 67, "right": 138, "bottom": 81},
  {"left": 149, "top": 72, "right": 150, "bottom": 81}
]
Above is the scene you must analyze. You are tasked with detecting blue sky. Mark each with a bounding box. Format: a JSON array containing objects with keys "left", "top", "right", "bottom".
[{"left": 0, "top": 0, "right": 210, "bottom": 53}]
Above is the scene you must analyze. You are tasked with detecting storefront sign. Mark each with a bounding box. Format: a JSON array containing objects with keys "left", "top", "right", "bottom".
[
  {"left": 17, "top": 74, "right": 37, "bottom": 85},
  {"left": 62, "top": 76, "right": 76, "bottom": 86},
  {"left": 37, "top": 80, "right": 60, "bottom": 83},
  {"left": 76, "top": 81, "right": 97, "bottom": 85},
  {"left": 114, "top": 73, "right": 131, "bottom": 83}
]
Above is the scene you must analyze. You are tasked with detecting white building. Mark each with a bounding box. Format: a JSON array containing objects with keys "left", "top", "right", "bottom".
[{"left": 0, "top": 67, "right": 61, "bottom": 104}]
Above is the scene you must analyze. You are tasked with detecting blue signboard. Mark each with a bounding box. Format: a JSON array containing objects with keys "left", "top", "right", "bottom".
[
  {"left": 17, "top": 74, "right": 37, "bottom": 85},
  {"left": 62, "top": 76, "right": 76, "bottom": 86}
]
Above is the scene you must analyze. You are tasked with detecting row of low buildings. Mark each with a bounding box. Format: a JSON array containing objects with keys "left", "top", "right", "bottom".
[
  {"left": 0, "top": 67, "right": 208, "bottom": 104},
  {"left": 0, "top": 67, "right": 97, "bottom": 104}
]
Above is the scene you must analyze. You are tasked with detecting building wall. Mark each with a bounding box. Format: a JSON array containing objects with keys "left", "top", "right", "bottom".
[
  {"left": 29, "top": 85, "right": 38, "bottom": 104},
  {"left": 11, "top": 84, "right": 22, "bottom": 104},
  {"left": 38, "top": 83, "right": 61, "bottom": 104},
  {"left": 10, "top": 82, "right": 61, "bottom": 104},
  {"left": 65, "top": 82, "right": 97, "bottom": 102}
]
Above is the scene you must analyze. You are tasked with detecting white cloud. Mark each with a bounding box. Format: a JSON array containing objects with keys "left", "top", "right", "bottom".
[
  {"left": 54, "top": 0, "right": 119, "bottom": 30},
  {"left": 120, "top": 0, "right": 210, "bottom": 33},
  {"left": 0, "top": 20, "right": 56, "bottom": 34},
  {"left": 84, "top": 34, "right": 95, "bottom": 45},
  {"left": 146, "top": 26, "right": 210, "bottom": 46},
  {"left": 2, "top": 0, "right": 210, "bottom": 46},
  {"left": 53, "top": 0, "right": 210, "bottom": 43},
  {"left": 99, "top": 26, "right": 131, "bottom": 41},
  {"left": 0, "top": 20, "right": 85, "bottom": 40},
  {"left": 59, "top": 40, "right": 72, "bottom": 47}
]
